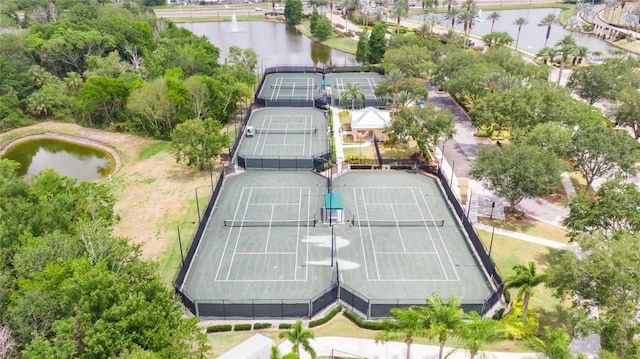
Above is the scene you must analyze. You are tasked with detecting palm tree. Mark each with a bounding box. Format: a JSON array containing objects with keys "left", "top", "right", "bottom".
[
  {"left": 444, "top": 6, "right": 461, "bottom": 28},
  {"left": 462, "top": 0, "right": 475, "bottom": 10},
  {"left": 458, "top": 312, "right": 504, "bottom": 359},
  {"left": 386, "top": 68, "right": 407, "bottom": 102},
  {"left": 513, "top": 16, "right": 529, "bottom": 51},
  {"left": 504, "top": 262, "right": 547, "bottom": 323},
  {"left": 443, "top": 0, "right": 456, "bottom": 13},
  {"left": 536, "top": 46, "right": 558, "bottom": 66},
  {"left": 416, "top": 23, "right": 431, "bottom": 37},
  {"left": 487, "top": 11, "right": 500, "bottom": 33},
  {"left": 537, "top": 13, "right": 558, "bottom": 47},
  {"left": 572, "top": 45, "right": 589, "bottom": 65},
  {"left": 340, "top": 82, "right": 365, "bottom": 110},
  {"left": 423, "top": 12, "right": 439, "bottom": 33},
  {"left": 554, "top": 35, "right": 576, "bottom": 83},
  {"left": 423, "top": 294, "right": 464, "bottom": 359},
  {"left": 391, "top": 0, "right": 409, "bottom": 27},
  {"left": 376, "top": 306, "right": 428, "bottom": 359},
  {"left": 440, "top": 28, "right": 463, "bottom": 45},
  {"left": 527, "top": 326, "right": 573, "bottom": 359},
  {"left": 278, "top": 320, "right": 316, "bottom": 359},
  {"left": 565, "top": 16, "right": 582, "bottom": 34},
  {"left": 393, "top": 90, "right": 415, "bottom": 111},
  {"left": 457, "top": 7, "right": 479, "bottom": 45},
  {"left": 622, "top": 13, "right": 638, "bottom": 36}
]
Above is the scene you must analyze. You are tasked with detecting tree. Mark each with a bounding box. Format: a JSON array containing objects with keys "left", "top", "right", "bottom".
[
  {"left": 76, "top": 75, "right": 133, "bottom": 127},
  {"left": 527, "top": 326, "right": 573, "bottom": 359},
  {"left": 314, "top": 16, "right": 334, "bottom": 41},
  {"left": 423, "top": 294, "right": 464, "bottom": 359},
  {"left": 367, "top": 23, "right": 387, "bottom": 64},
  {"left": 504, "top": 262, "right": 547, "bottom": 323},
  {"left": 563, "top": 180, "right": 640, "bottom": 240},
  {"left": 538, "top": 13, "right": 558, "bottom": 48},
  {"left": 610, "top": 89, "right": 640, "bottom": 139},
  {"left": 340, "top": 82, "right": 365, "bottom": 110},
  {"left": 170, "top": 118, "right": 229, "bottom": 170},
  {"left": 511, "top": 122, "right": 573, "bottom": 159},
  {"left": 571, "top": 125, "right": 639, "bottom": 191},
  {"left": 487, "top": 11, "right": 500, "bottom": 33},
  {"left": 555, "top": 35, "right": 576, "bottom": 83},
  {"left": 546, "top": 231, "right": 640, "bottom": 356},
  {"left": 386, "top": 104, "right": 455, "bottom": 154},
  {"left": 457, "top": 7, "right": 479, "bottom": 46},
  {"left": 284, "top": 0, "right": 303, "bottom": 25},
  {"left": 535, "top": 46, "right": 558, "bottom": 66},
  {"left": 391, "top": 0, "right": 409, "bottom": 26},
  {"left": 513, "top": 16, "right": 529, "bottom": 51},
  {"left": 444, "top": 6, "right": 461, "bottom": 28},
  {"left": 458, "top": 311, "right": 504, "bottom": 359},
  {"left": 481, "top": 32, "right": 513, "bottom": 47},
  {"left": 310, "top": 6, "right": 320, "bottom": 34},
  {"left": 278, "top": 319, "right": 315, "bottom": 359},
  {"left": 376, "top": 306, "right": 428, "bottom": 359},
  {"left": 470, "top": 144, "right": 565, "bottom": 213},
  {"left": 356, "top": 29, "right": 369, "bottom": 64}
]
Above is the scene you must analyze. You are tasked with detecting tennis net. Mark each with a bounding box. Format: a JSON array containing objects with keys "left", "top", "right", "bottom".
[
  {"left": 271, "top": 84, "right": 317, "bottom": 89},
  {"left": 255, "top": 128, "right": 317, "bottom": 134},
  {"left": 351, "top": 219, "right": 444, "bottom": 227},
  {"left": 224, "top": 219, "right": 317, "bottom": 227}
]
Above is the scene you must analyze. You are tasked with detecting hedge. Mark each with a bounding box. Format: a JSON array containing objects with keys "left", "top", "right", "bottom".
[
  {"left": 309, "top": 306, "right": 342, "bottom": 328},
  {"left": 253, "top": 322, "right": 272, "bottom": 330},
  {"left": 206, "top": 324, "right": 233, "bottom": 333},
  {"left": 343, "top": 310, "right": 382, "bottom": 330},
  {"left": 278, "top": 323, "right": 293, "bottom": 329},
  {"left": 234, "top": 324, "right": 252, "bottom": 331}
]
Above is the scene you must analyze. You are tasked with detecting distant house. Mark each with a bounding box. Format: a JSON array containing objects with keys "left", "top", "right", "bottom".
[
  {"left": 218, "top": 333, "right": 274, "bottom": 359},
  {"left": 350, "top": 107, "right": 391, "bottom": 141}
]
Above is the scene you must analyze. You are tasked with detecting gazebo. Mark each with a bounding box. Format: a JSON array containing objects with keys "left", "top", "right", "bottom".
[{"left": 350, "top": 107, "right": 391, "bottom": 141}]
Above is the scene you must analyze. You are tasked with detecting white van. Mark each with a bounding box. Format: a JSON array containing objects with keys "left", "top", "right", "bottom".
[{"left": 246, "top": 126, "right": 255, "bottom": 137}]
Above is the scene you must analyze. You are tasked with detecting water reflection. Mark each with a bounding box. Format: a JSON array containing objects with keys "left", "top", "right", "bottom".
[
  {"left": 412, "top": 8, "right": 622, "bottom": 56},
  {"left": 2, "top": 138, "right": 115, "bottom": 182},
  {"left": 184, "top": 21, "right": 358, "bottom": 65}
]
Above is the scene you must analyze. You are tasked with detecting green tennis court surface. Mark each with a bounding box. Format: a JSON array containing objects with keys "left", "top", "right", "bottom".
[
  {"left": 258, "top": 73, "right": 324, "bottom": 102},
  {"left": 238, "top": 108, "right": 328, "bottom": 157},
  {"left": 325, "top": 73, "right": 382, "bottom": 103},
  {"left": 182, "top": 171, "right": 493, "bottom": 317}
]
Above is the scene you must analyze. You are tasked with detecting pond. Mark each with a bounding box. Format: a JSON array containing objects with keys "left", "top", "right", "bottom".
[
  {"left": 182, "top": 21, "right": 358, "bottom": 66},
  {"left": 1, "top": 137, "right": 116, "bottom": 182},
  {"left": 412, "top": 8, "right": 621, "bottom": 57}
]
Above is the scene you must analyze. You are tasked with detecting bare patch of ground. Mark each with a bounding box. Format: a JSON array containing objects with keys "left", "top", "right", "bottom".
[{"left": 0, "top": 122, "right": 210, "bottom": 264}]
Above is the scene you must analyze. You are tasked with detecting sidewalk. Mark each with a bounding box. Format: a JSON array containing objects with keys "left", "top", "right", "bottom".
[{"left": 279, "top": 336, "right": 540, "bottom": 359}]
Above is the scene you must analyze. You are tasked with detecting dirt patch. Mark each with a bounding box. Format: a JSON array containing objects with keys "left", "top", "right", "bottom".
[{"left": 0, "top": 122, "right": 210, "bottom": 261}]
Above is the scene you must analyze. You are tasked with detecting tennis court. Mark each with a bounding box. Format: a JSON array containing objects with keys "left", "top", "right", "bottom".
[
  {"left": 325, "top": 72, "right": 382, "bottom": 105},
  {"left": 237, "top": 108, "right": 329, "bottom": 170},
  {"left": 257, "top": 73, "right": 324, "bottom": 103},
  {"left": 332, "top": 171, "right": 493, "bottom": 306},
  {"left": 182, "top": 172, "right": 336, "bottom": 310}
]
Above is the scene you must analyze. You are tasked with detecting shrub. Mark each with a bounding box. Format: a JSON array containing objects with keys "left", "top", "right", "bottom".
[
  {"left": 253, "top": 323, "right": 272, "bottom": 330},
  {"left": 278, "top": 323, "right": 293, "bottom": 329},
  {"left": 499, "top": 300, "right": 539, "bottom": 340},
  {"left": 309, "top": 306, "right": 342, "bottom": 328},
  {"left": 206, "top": 324, "right": 232, "bottom": 333},
  {"left": 492, "top": 307, "right": 505, "bottom": 321},
  {"left": 234, "top": 323, "right": 252, "bottom": 331},
  {"left": 343, "top": 310, "right": 382, "bottom": 330}
]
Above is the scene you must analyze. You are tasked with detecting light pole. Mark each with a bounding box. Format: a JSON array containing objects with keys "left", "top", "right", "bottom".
[
  {"left": 177, "top": 221, "right": 196, "bottom": 267},
  {"left": 489, "top": 224, "right": 496, "bottom": 257},
  {"left": 195, "top": 185, "right": 211, "bottom": 223},
  {"left": 489, "top": 201, "right": 496, "bottom": 220}
]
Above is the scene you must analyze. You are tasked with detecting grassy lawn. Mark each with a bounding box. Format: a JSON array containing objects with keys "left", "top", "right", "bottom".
[
  {"left": 477, "top": 217, "right": 570, "bottom": 244},
  {"left": 458, "top": 178, "right": 469, "bottom": 206},
  {"left": 409, "top": 3, "right": 571, "bottom": 15},
  {"left": 343, "top": 144, "right": 376, "bottom": 158},
  {"left": 477, "top": 230, "right": 572, "bottom": 331},
  {"left": 297, "top": 21, "right": 358, "bottom": 54}
]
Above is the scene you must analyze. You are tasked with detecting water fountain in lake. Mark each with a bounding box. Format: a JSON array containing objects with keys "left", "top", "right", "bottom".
[{"left": 231, "top": 14, "right": 239, "bottom": 33}]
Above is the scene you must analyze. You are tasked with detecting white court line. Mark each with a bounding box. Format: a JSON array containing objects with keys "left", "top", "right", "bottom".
[
  {"left": 294, "top": 187, "right": 302, "bottom": 280},
  {"left": 214, "top": 187, "right": 251, "bottom": 281},
  {"left": 251, "top": 115, "right": 266, "bottom": 155},
  {"left": 259, "top": 115, "right": 274, "bottom": 156},
  {"left": 245, "top": 186, "right": 311, "bottom": 189},
  {"left": 417, "top": 187, "right": 460, "bottom": 281},
  {"left": 247, "top": 202, "right": 300, "bottom": 205},
  {"left": 275, "top": 78, "right": 283, "bottom": 101},
  {"left": 390, "top": 205, "right": 407, "bottom": 252},
  {"left": 237, "top": 251, "right": 297, "bottom": 255},
  {"left": 360, "top": 187, "right": 382, "bottom": 280},
  {"left": 377, "top": 251, "right": 437, "bottom": 254},
  {"left": 224, "top": 188, "right": 256, "bottom": 281},
  {"left": 352, "top": 187, "right": 371, "bottom": 281},
  {"left": 264, "top": 204, "right": 276, "bottom": 253},
  {"left": 367, "top": 202, "right": 419, "bottom": 205},
  {"left": 304, "top": 187, "right": 311, "bottom": 281},
  {"left": 407, "top": 187, "right": 449, "bottom": 280},
  {"left": 269, "top": 78, "right": 280, "bottom": 101},
  {"left": 224, "top": 279, "right": 306, "bottom": 282}
]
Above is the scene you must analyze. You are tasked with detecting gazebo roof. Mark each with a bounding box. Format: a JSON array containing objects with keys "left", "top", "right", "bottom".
[{"left": 351, "top": 107, "right": 391, "bottom": 130}]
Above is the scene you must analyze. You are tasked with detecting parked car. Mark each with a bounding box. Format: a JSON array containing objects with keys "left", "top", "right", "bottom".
[
  {"left": 246, "top": 126, "right": 255, "bottom": 137},
  {"left": 254, "top": 7, "right": 263, "bottom": 11}
]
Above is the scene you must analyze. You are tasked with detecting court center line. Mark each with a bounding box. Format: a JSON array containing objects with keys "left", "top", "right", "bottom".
[
  {"left": 407, "top": 187, "right": 449, "bottom": 280},
  {"left": 264, "top": 204, "right": 276, "bottom": 253},
  {"left": 416, "top": 187, "right": 460, "bottom": 281},
  {"left": 224, "top": 188, "right": 255, "bottom": 281},
  {"left": 213, "top": 186, "right": 247, "bottom": 281},
  {"left": 389, "top": 204, "right": 407, "bottom": 253},
  {"left": 259, "top": 115, "right": 273, "bottom": 156},
  {"left": 352, "top": 187, "right": 371, "bottom": 281},
  {"left": 361, "top": 187, "right": 382, "bottom": 280}
]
